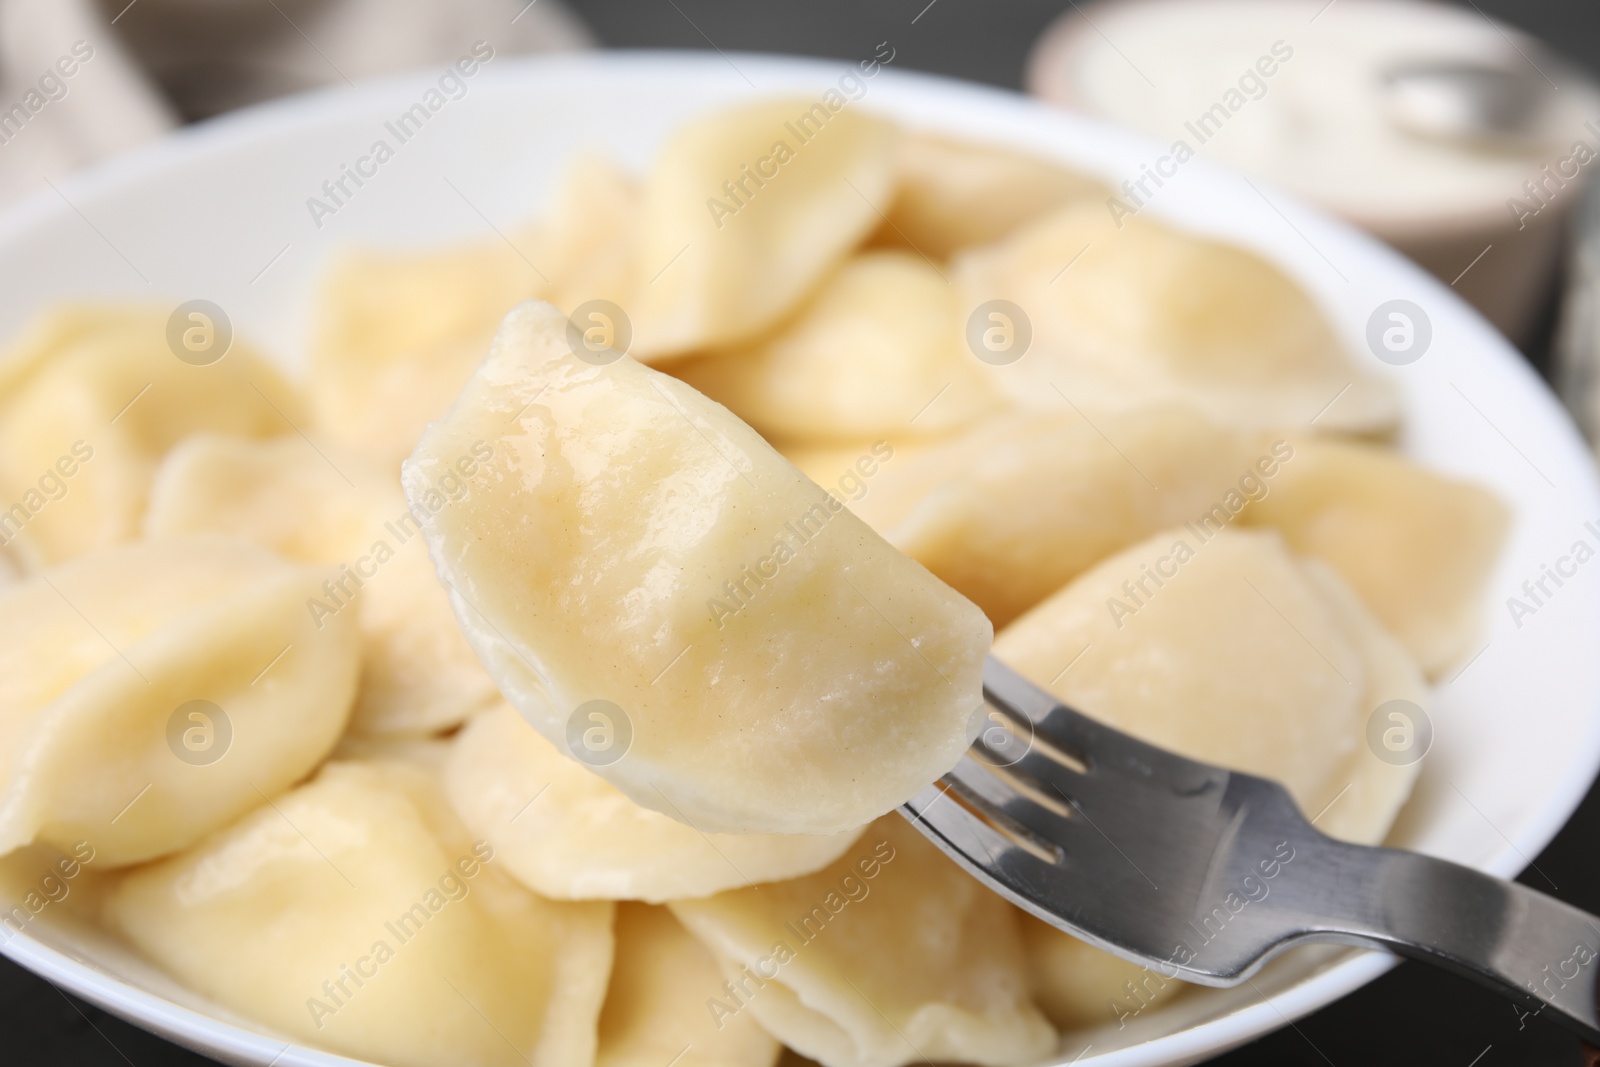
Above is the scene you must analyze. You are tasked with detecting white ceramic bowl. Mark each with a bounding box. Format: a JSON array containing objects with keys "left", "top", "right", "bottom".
[{"left": 2, "top": 51, "right": 1598, "bottom": 1067}]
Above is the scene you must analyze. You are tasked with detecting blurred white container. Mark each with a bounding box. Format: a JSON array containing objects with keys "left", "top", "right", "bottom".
[{"left": 1028, "top": 0, "right": 1600, "bottom": 344}]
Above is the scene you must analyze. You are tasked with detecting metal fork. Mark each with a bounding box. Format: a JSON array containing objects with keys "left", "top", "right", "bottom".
[{"left": 903, "top": 657, "right": 1600, "bottom": 1043}]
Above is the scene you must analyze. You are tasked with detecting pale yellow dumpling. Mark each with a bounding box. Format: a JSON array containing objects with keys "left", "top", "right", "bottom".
[
  {"left": 309, "top": 234, "right": 546, "bottom": 467},
  {"left": 145, "top": 434, "right": 500, "bottom": 734},
  {"left": 445, "top": 704, "right": 864, "bottom": 902},
  {"left": 877, "top": 130, "right": 1106, "bottom": 257},
  {"left": 956, "top": 203, "right": 1398, "bottom": 434},
  {"left": 630, "top": 99, "right": 898, "bottom": 359},
  {"left": 403, "top": 301, "right": 989, "bottom": 836},
  {"left": 540, "top": 152, "right": 640, "bottom": 316},
  {"left": 105, "top": 760, "right": 614, "bottom": 1067},
  {"left": 598, "top": 903, "right": 781, "bottom": 1067},
  {"left": 852, "top": 407, "right": 1269, "bottom": 627},
  {"left": 0, "top": 305, "right": 303, "bottom": 568},
  {"left": 670, "top": 816, "right": 1057, "bottom": 1067},
  {"left": 0, "top": 538, "right": 359, "bottom": 867},
  {"left": 677, "top": 251, "right": 1002, "bottom": 442},
  {"left": 996, "top": 524, "right": 1423, "bottom": 840},
  {"left": 1241, "top": 439, "right": 1509, "bottom": 677},
  {"left": 994, "top": 526, "right": 1426, "bottom": 1025}
]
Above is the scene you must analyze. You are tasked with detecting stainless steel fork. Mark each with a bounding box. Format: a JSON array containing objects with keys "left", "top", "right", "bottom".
[{"left": 904, "top": 657, "right": 1600, "bottom": 1043}]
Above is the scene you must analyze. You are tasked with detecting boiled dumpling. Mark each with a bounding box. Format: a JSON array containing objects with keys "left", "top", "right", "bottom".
[
  {"left": 669, "top": 815, "right": 1057, "bottom": 1067},
  {"left": 676, "top": 251, "right": 1002, "bottom": 442},
  {"left": 0, "top": 538, "right": 359, "bottom": 866},
  {"left": 0, "top": 840, "right": 105, "bottom": 937},
  {"left": 1241, "top": 439, "right": 1509, "bottom": 676},
  {"left": 309, "top": 233, "right": 546, "bottom": 467},
  {"left": 145, "top": 434, "right": 499, "bottom": 734},
  {"left": 630, "top": 99, "right": 898, "bottom": 359},
  {"left": 852, "top": 406, "right": 1268, "bottom": 626},
  {"left": 955, "top": 203, "right": 1398, "bottom": 434},
  {"left": 402, "top": 300, "right": 989, "bottom": 836},
  {"left": 876, "top": 131, "right": 1105, "bottom": 257},
  {"left": 993, "top": 525, "right": 1426, "bottom": 1024},
  {"left": 598, "top": 903, "right": 781, "bottom": 1067},
  {"left": 105, "top": 759, "right": 614, "bottom": 1067},
  {"left": 308, "top": 154, "right": 641, "bottom": 465},
  {"left": 539, "top": 152, "right": 639, "bottom": 317},
  {"left": 0, "top": 305, "right": 303, "bottom": 568},
  {"left": 445, "top": 704, "right": 864, "bottom": 902},
  {"left": 995, "top": 524, "right": 1423, "bottom": 841}
]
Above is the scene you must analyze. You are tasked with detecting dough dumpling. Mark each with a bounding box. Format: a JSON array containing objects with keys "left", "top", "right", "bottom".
[
  {"left": 309, "top": 234, "right": 546, "bottom": 467},
  {"left": 403, "top": 301, "right": 989, "bottom": 836},
  {"left": 0, "top": 305, "right": 303, "bottom": 568},
  {"left": 1241, "top": 439, "right": 1509, "bottom": 676},
  {"left": 677, "top": 252, "right": 1002, "bottom": 442},
  {"left": 0, "top": 539, "right": 359, "bottom": 866},
  {"left": 105, "top": 760, "right": 614, "bottom": 1067},
  {"left": 598, "top": 903, "right": 781, "bottom": 1067},
  {"left": 630, "top": 99, "right": 898, "bottom": 359},
  {"left": 853, "top": 407, "right": 1267, "bottom": 626},
  {"left": 956, "top": 204, "right": 1398, "bottom": 434},
  {"left": 308, "top": 154, "right": 639, "bottom": 465},
  {"left": 445, "top": 705, "right": 864, "bottom": 902},
  {"left": 670, "top": 816, "right": 1057, "bottom": 1067},
  {"left": 994, "top": 526, "right": 1426, "bottom": 1025},
  {"left": 877, "top": 131, "right": 1105, "bottom": 257},
  {"left": 145, "top": 434, "right": 499, "bottom": 734}
]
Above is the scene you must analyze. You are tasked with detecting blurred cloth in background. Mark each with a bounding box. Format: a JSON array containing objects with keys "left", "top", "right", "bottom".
[{"left": 0, "top": 0, "right": 591, "bottom": 207}]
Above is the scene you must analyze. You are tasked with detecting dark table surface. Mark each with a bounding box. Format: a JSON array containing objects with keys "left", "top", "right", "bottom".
[{"left": 7, "top": 1, "right": 1600, "bottom": 1064}]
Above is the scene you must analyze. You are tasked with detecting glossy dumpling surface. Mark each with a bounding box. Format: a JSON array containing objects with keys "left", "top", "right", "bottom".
[
  {"left": 677, "top": 251, "right": 1001, "bottom": 442},
  {"left": 630, "top": 99, "right": 898, "bottom": 359},
  {"left": 309, "top": 235, "right": 546, "bottom": 466},
  {"left": 853, "top": 407, "right": 1266, "bottom": 626},
  {"left": 105, "top": 760, "right": 614, "bottom": 1067},
  {"left": 445, "top": 704, "right": 864, "bottom": 902},
  {"left": 1241, "top": 439, "right": 1509, "bottom": 676},
  {"left": 670, "top": 815, "right": 1057, "bottom": 1067},
  {"left": 877, "top": 130, "right": 1105, "bottom": 257},
  {"left": 0, "top": 538, "right": 359, "bottom": 866},
  {"left": 145, "top": 434, "right": 499, "bottom": 734},
  {"left": 0, "top": 305, "right": 303, "bottom": 567},
  {"left": 598, "top": 903, "right": 781, "bottom": 1067},
  {"left": 956, "top": 203, "right": 1398, "bottom": 434},
  {"left": 402, "top": 300, "right": 989, "bottom": 836}
]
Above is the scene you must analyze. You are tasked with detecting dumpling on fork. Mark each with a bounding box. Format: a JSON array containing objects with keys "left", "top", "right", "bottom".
[{"left": 402, "top": 300, "right": 990, "bottom": 837}]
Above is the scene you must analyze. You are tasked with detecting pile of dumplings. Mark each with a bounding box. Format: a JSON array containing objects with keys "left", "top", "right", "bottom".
[{"left": 0, "top": 98, "right": 1510, "bottom": 1067}]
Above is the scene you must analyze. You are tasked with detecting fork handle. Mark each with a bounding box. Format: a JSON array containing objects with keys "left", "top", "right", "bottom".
[{"left": 1317, "top": 842, "right": 1600, "bottom": 1042}]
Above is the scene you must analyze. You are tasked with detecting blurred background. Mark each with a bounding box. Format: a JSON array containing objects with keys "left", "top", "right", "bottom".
[{"left": 3, "top": 0, "right": 1599, "bottom": 1063}]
